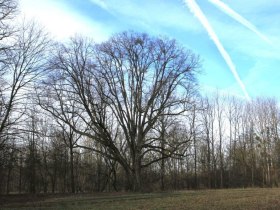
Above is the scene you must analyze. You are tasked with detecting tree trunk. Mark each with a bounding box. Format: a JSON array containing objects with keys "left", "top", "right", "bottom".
[
  {"left": 206, "top": 134, "right": 211, "bottom": 188},
  {"left": 70, "top": 146, "right": 75, "bottom": 193},
  {"left": 194, "top": 135, "right": 197, "bottom": 189},
  {"left": 161, "top": 156, "right": 165, "bottom": 191},
  {"left": 160, "top": 117, "right": 166, "bottom": 191},
  {"left": 19, "top": 153, "right": 22, "bottom": 194},
  {"left": 6, "top": 166, "right": 12, "bottom": 194},
  {"left": 133, "top": 154, "right": 141, "bottom": 192}
]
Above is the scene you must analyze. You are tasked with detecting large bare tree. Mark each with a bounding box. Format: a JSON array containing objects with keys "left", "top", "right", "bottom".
[{"left": 38, "top": 32, "right": 200, "bottom": 191}]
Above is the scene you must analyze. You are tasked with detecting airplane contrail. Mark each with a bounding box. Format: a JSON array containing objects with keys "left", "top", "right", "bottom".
[
  {"left": 184, "top": 0, "right": 250, "bottom": 100},
  {"left": 209, "top": 0, "right": 272, "bottom": 45}
]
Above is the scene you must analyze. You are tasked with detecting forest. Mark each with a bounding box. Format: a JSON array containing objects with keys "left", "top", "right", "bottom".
[{"left": 1, "top": 0, "right": 280, "bottom": 194}]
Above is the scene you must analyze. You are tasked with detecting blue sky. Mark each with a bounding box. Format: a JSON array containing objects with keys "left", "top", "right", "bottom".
[{"left": 20, "top": 0, "right": 280, "bottom": 100}]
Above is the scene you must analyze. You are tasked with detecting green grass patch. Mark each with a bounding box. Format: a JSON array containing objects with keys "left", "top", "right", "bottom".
[{"left": 1, "top": 188, "right": 280, "bottom": 210}]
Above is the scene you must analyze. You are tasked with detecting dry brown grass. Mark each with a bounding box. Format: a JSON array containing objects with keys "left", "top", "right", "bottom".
[{"left": 1, "top": 188, "right": 280, "bottom": 209}]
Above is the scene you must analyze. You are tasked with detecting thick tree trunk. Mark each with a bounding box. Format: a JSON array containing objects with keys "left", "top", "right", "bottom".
[
  {"left": 124, "top": 169, "right": 132, "bottom": 191},
  {"left": 123, "top": 153, "right": 142, "bottom": 192},
  {"left": 133, "top": 154, "right": 142, "bottom": 192}
]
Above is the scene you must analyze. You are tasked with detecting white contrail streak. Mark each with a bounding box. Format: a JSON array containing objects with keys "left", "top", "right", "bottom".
[
  {"left": 185, "top": 0, "right": 250, "bottom": 100},
  {"left": 209, "top": 0, "right": 272, "bottom": 45}
]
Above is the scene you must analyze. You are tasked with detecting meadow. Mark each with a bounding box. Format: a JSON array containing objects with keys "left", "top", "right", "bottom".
[{"left": 1, "top": 188, "right": 280, "bottom": 210}]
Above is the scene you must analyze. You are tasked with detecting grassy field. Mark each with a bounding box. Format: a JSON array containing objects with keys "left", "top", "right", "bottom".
[{"left": 1, "top": 188, "right": 280, "bottom": 210}]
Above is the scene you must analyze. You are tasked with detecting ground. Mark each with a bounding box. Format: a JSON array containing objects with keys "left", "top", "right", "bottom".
[{"left": 1, "top": 188, "right": 280, "bottom": 209}]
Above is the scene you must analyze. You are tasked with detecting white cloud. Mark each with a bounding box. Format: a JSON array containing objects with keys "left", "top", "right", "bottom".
[
  {"left": 200, "top": 84, "right": 245, "bottom": 99},
  {"left": 19, "top": 0, "right": 110, "bottom": 42},
  {"left": 94, "top": 0, "right": 202, "bottom": 34}
]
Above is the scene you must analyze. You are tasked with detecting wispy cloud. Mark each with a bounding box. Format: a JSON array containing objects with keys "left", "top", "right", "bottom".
[
  {"left": 185, "top": 0, "right": 250, "bottom": 100},
  {"left": 89, "top": 0, "right": 202, "bottom": 34},
  {"left": 208, "top": 0, "right": 272, "bottom": 45},
  {"left": 89, "top": 0, "right": 108, "bottom": 11},
  {"left": 20, "top": 0, "right": 110, "bottom": 42}
]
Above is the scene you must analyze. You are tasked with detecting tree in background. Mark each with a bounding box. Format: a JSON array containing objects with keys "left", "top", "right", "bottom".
[
  {"left": 0, "top": 21, "right": 50, "bottom": 146},
  {"left": 0, "top": 14, "right": 50, "bottom": 192}
]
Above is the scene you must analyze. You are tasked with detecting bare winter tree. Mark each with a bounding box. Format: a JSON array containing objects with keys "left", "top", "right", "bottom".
[
  {"left": 0, "top": 21, "right": 50, "bottom": 192},
  {"left": 201, "top": 96, "right": 217, "bottom": 188},
  {"left": 0, "top": 0, "right": 17, "bottom": 49},
  {"left": 0, "top": 0, "right": 17, "bottom": 144},
  {"left": 37, "top": 32, "right": 200, "bottom": 191},
  {"left": 0, "top": 21, "right": 50, "bottom": 147},
  {"left": 215, "top": 93, "right": 225, "bottom": 188}
]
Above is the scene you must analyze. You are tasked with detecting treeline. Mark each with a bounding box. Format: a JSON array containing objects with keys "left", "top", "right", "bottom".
[{"left": 1, "top": 0, "right": 280, "bottom": 194}]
